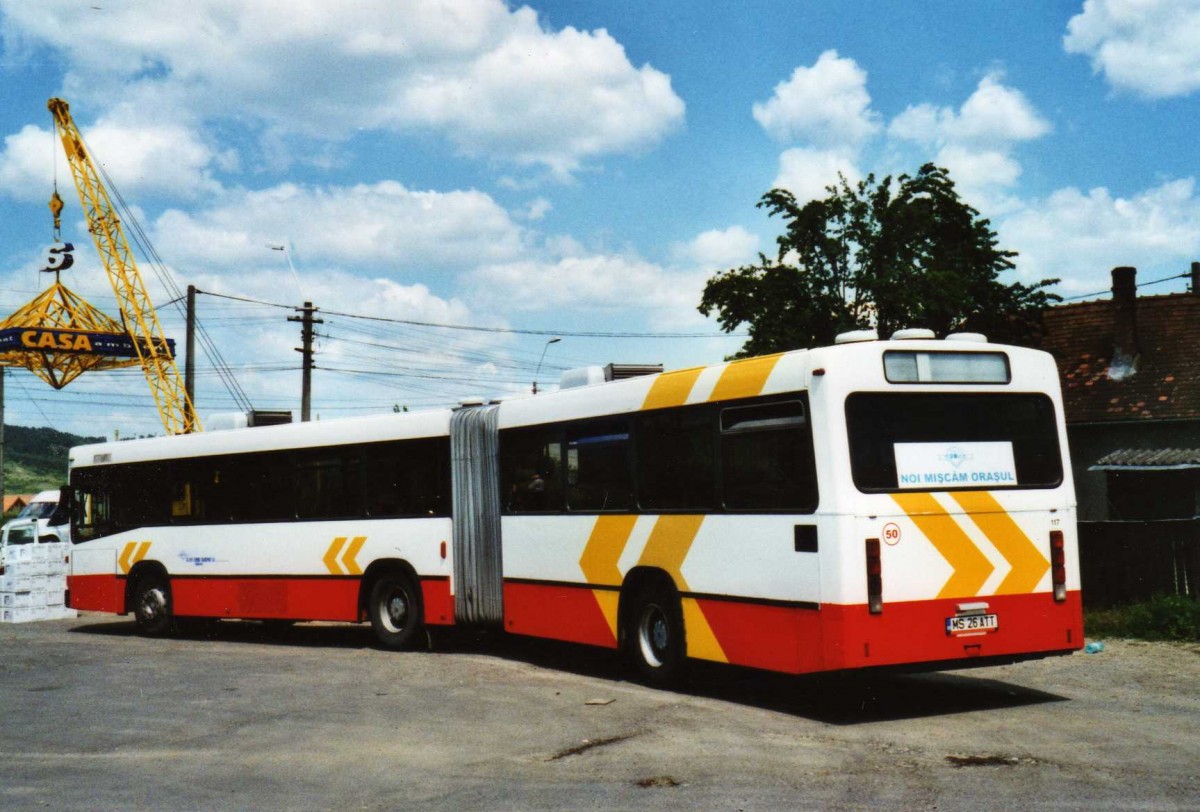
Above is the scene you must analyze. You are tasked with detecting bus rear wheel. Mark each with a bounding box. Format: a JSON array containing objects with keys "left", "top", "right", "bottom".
[
  {"left": 626, "top": 583, "right": 686, "bottom": 686},
  {"left": 132, "top": 571, "right": 173, "bottom": 637},
  {"left": 368, "top": 571, "right": 423, "bottom": 650}
]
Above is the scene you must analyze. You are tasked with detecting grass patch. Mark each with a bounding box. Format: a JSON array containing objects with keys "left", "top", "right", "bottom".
[{"left": 1086, "top": 594, "right": 1200, "bottom": 642}]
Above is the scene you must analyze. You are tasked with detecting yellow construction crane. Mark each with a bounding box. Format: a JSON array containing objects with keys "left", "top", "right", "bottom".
[{"left": 46, "top": 97, "right": 200, "bottom": 433}]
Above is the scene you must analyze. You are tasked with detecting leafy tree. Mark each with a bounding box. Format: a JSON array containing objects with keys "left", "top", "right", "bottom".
[{"left": 699, "top": 164, "right": 1059, "bottom": 357}]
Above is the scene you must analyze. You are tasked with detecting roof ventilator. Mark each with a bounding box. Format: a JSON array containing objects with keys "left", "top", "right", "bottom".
[
  {"left": 835, "top": 329, "right": 878, "bottom": 345},
  {"left": 559, "top": 362, "right": 663, "bottom": 390},
  {"left": 891, "top": 328, "right": 936, "bottom": 340}
]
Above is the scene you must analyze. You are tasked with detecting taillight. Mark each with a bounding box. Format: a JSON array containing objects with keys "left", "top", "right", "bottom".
[
  {"left": 1050, "top": 530, "right": 1066, "bottom": 602},
  {"left": 866, "top": 538, "right": 882, "bottom": 614}
]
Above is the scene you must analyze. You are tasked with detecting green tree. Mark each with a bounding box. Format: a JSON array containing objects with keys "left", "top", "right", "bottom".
[{"left": 699, "top": 164, "right": 1059, "bottom": 357}]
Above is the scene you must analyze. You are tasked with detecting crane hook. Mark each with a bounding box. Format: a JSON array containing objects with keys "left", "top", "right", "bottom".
[{"left": 49, "top": 187, "right": 64, "bottom": 241}]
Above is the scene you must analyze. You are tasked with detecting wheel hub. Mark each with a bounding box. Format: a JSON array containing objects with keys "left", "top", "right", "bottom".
[{"left": 385, "top": 592, "right": 409, "bottom": 629}]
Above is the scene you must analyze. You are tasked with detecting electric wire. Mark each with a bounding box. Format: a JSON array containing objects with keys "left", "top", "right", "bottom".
[{"left": 82, "top": 139, "right": 254, "bottom": 414}]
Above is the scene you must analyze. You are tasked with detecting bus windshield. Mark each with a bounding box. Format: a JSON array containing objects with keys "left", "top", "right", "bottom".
[{"left": 845, "top": 392, "right": 1063, "bottom": 492}]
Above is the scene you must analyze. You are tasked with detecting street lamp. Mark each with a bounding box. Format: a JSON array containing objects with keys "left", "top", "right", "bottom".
[{"left": 533, "top": 337, "right": 561, "bottom": 394}]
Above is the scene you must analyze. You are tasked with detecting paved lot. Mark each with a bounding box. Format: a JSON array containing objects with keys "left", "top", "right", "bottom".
[{"left": 1, "top": 615, "right": 1197, "bottom": 811}]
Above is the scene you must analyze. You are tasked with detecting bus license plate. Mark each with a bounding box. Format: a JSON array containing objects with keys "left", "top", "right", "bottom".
[{"left": 945, "top": 613, "right": 998, "bottom": 635}]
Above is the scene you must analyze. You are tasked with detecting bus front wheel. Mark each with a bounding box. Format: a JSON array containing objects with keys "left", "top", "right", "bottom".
[
  {"left": 131, "top": 571, "right": 173, "bottom": 637},
  {"left": 626, "top": 584, "right": 686, "bottom": 686},
  {"left": 368, "top": 571, "right": 423, "bottom": 650}
]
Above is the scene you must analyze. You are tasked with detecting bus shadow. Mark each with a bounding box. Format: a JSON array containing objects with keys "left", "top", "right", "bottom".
[
  {"left": 68, "top": 618, "right": 1068, "bottom": 724},
  {"left": 68, "top": 617, "right": 378, "bottom": 650},
  {"left": 430, "top": 628, "right": 1070, "bottom": 726}
]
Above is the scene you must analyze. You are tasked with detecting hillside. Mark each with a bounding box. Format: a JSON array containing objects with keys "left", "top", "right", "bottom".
[{"left": 3, "top": 425, "right": 104, "bottom": 495}]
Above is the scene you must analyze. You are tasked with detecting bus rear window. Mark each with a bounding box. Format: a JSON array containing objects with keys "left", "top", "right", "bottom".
[
  {"left": 884, "top": 351, "right": 1010, "bottom": 383},
  {"left": 845, "top": 393, "right": 1062, "bottom": 491}
]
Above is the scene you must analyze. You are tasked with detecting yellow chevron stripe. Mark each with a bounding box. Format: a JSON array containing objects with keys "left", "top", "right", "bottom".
[
  {"left": 641, "top": 366, "right": 704, "bottom": 411},
  {"left": 323, "top": 537, "right": 346, "bottom": 575},
  {"left": 892, "top": 492, "right": 994, "bottom": 598},
  {"left": 950, "top": 491, "right": 1050, "bottom": 595},
  {"left": 708, "top": 353, "right": 784, "bottom": 402},
  {"left": 593, "top": 589, "right": 621, "bottom": 642},
  {"left": 579, "top": 516, "right": 639, "bottom": 645},
  {"left": 132, "top": 541, "right": 151, "bottom": 565},
  {"left": 637, "top": 515, "right": 727, "bottom": 663},
  {"left": 579, "top": 514, "right": 638, "bottom": 587},
  {"left": 341, "top": 536, "right": 367, "bottom": 576},
  {"left": 682, "top": 597, "right": 728, "bottom": 663},
  {"left": 637, "top": 514, "right": 705, "bottom": 584},
  {"left": 118, "top": 542, "right": 137, "bottom": 574}
]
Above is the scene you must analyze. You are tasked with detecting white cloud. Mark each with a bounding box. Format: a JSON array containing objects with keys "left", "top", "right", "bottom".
[
  {"left": 888, "top": 73, "right": 1049, "bottom": 149},
  {"left": 1065, "top": 0, "right": 1200, "bottom": 98},
  {"left": 466, "top": 252, "right": 713, "bottom": 330},
  {"left": 0, "top": 0, "right": 684, "bottom": 177},
  {"left": 154, "top": 180, "right": 528, "bottom": 272},
  {"left": 1000, "top": 178, "right": 1200, "bottom": 292},
  {"left": 672, "top": 226, "right": 760, "bottom": 268},
  {"left": 752, "top": 50, "right": 880, "bottom": 148},
  {"left": 772, "top": 147, "right": 862, "bottom": 204},
  {"left": 0, "top": 118, "right": 224, "bottom": 202},
  {"left": 887, "top": 73, "right": 1049, "bottom": 205}
]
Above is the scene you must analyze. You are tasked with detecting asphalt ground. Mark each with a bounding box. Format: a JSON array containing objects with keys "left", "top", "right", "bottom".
[{"left": 1, "top": 615, "right": 1197, "bottom": 811}]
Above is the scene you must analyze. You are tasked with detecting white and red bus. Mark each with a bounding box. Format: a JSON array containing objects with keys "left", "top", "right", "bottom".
[{"left": 66, "top": 331, "right": 1083, "bottom": 682}]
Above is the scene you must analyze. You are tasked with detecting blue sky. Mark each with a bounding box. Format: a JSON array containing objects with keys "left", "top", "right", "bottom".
[{"left": 0, "top": 0, "right": 1198, "bottom": 438}]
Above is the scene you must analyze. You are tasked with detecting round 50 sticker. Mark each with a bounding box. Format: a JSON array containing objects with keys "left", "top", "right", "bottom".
[{"left": 883, "top": 522, "right": 901, "bottom": 546}]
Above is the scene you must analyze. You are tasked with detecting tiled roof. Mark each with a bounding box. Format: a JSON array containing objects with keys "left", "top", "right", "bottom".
[
  {"left": 1091, "top": 448, "right": 1200, "bottom": 469},
  {"left": 2, "top": 495, "right": 33, "bottom": 512},
  {"left": 1041, "top": 291, "right": 1200, "bottom": 424}
]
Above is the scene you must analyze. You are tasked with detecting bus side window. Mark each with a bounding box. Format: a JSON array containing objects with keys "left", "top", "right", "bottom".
[
  {"left": 636, "top": 405, "right": 717, "bottom": 510},
  {"left": 115, "top": 462, "right": 171, "bottom": 528},
  {"left": 72, "top": 485, "right": 112, "bottom": 541},
  {"left": 720, "top": 399, "right": 818, "bottom": 512},
  {"left": 364, "top": 438, "right": 449, "bottom": 518},
  {"left": 500, "top": 426, "right": 564, "bottom": 512},
  {"left": 295, "top": 450, "right": 353, "bottom": 520},
  {"left": 566, "top": 419, "right": 633, "bottom": 512}
]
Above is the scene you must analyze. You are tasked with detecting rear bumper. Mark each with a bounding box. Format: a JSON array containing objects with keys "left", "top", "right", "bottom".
[{"left": 817, "top": 590, "right": 1084, "bottom": 672}]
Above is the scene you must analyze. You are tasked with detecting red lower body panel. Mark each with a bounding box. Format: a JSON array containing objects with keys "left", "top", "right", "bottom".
[
  {"left": 67, "top": 574, "right": 455, "bottom": 626},
  {"left": 172, "top": 577, "right": 360, "bottom": 621},
  {"left": 421, "top": 578, "right": 455, "bottom": 625},
  {"left": 503, "top": 581, "right": 618, "bottom": 648},
  {"left": 820, "top": 590, "right": 1084, "bottom": 671},
  {"left": 68, "top": 574, "right": 125, "bottom": 614},
  {"left": 696, "top": 598, "right": 825, "bottom": 673},
  {"left": 502, "top": 579, "right": 1083, "bottom": 675}
]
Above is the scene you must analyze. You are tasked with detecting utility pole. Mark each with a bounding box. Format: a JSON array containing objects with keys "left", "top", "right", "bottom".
[
  {"left": 185, "top": 285, "right": 196, "bottom": 411},
  {"left": 288, "top": 301, "right": 322, "bottom": 422}
]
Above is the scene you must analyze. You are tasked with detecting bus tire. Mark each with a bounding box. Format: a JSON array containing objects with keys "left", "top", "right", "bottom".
[
  {"left": 368, "top": 570, "right": 423, "bottom": 650},
  {"left": 131, "top": 571, "right": 173, "bottom": 637},
  {"left": 626, "top": 583, "right": 686, "bottom": 686}
]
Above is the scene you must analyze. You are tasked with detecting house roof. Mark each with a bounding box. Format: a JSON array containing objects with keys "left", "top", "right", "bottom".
[
  {"left": 1041, "top": 288, "right": 1200, "bottom": 424},
  {"left": 1091, "top": 448, "right": 1200, "bottom": 470},
  {"left": 2, "top": 495, "right": 33, "bottom": 512}
]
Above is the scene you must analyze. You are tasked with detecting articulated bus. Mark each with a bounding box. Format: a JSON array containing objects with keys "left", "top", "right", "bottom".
[{"left": 66, "top": 332, "right": 1083, "bottom": 682}]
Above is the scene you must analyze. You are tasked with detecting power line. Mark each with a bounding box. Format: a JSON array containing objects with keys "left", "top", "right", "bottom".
[
  {"left": 1058, "top": 271, "right": 1191, "bottom": 303},
  {"left": 194, "top": 289, "right": 744, "bottom": 339}
]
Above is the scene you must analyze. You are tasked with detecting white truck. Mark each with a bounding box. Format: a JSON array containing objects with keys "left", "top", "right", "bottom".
[{"left": 3, "top": 489, "right": 69, "bottom": 546}]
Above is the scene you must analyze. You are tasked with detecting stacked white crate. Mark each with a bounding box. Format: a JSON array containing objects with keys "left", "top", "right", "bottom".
[{"left": 1, "top": 541, "right": 77, "bottom": 623}]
